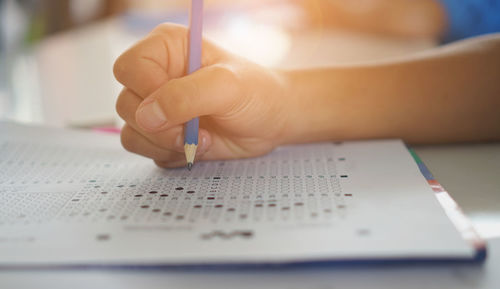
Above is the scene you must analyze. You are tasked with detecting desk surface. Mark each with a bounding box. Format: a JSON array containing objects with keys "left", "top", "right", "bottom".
[{"left": 1, "top": 142, "right": 499, "bottom": 289}]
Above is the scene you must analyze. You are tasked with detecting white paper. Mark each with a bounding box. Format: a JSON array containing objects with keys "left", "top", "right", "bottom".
[{"left": 0, "top": 122, "right": 473, "bottom": 266}]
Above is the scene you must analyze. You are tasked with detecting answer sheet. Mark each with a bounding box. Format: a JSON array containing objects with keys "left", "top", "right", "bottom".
[{"left": 0, "top": 122, "right": 475, "bottom": 267}]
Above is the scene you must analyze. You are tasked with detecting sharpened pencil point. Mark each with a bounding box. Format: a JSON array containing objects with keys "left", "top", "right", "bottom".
[{"left": 184, "top": 143, "right": 197, "bottom": 170}]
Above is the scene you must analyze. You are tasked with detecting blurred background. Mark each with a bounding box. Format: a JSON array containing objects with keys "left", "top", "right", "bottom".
[{"left": 0, "top": 0, "right": 440, "bottom": 129}]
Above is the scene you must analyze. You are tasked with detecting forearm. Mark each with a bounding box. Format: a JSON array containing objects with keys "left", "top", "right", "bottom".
[
  {"left": 298, "top": 0, "right": 446, "bottom": 39},
  {"left": 282, "top": 34, "right": 500, "bottom": 144}
]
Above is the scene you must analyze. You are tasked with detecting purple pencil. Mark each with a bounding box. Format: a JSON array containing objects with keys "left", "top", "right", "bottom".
[{"left": 184, "top": 0, "right": 203, "bottom": 170}]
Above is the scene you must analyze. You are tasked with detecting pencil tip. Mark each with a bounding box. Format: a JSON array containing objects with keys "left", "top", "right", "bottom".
[{"left": 187, "top": 162, "right": 193, "bottom": 171}]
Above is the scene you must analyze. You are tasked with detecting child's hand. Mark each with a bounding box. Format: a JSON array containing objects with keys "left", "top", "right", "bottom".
[{"left": 113, "top": 24, "right": 291, "bottom": 168}]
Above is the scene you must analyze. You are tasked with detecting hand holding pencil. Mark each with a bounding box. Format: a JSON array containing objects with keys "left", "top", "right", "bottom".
[{"left": 113, "top": 20, "right": 291, "bottom": 168}]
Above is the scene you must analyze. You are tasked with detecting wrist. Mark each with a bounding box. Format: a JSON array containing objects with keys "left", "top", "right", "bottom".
[
  {"left": 277, "top": 69, "right": 338, "bottom": 145},
  {"left": 268, "top": 68, "right": 297, "bottom": 147},
  {"left": 278, "top": 68, "right": 368, "bottom": 145}
]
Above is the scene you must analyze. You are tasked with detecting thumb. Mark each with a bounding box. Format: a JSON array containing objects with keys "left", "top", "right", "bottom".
[{"left": 135, "top": 64, "right": 241, "bottom": 132}]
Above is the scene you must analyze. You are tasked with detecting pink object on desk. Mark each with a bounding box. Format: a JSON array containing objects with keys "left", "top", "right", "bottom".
[{"left": 92, "top": 126, "right": 122, "bottom": 134}]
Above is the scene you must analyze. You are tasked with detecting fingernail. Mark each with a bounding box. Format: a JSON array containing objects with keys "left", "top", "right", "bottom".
[
  {"left": 199, "top": 134, "right": 210, "bottom": 153},
  {"left": 137, "top": 100, "right": 167, "bottom": 130}
]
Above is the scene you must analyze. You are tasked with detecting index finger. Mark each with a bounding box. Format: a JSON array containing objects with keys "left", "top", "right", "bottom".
[{"left": 113, "top": 23, "right": 221, "bottom": 98}]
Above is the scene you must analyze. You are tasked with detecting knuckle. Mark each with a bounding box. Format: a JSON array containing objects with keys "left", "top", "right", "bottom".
[
  {"left": 113, "top": 55, "right": 126, "bottom": 84},
  {"left": 120, "top": 126, "right": 138, "bottom": 153},
  {"left": 113, "top": 49, "right": 140, "bottom": 85},
  {"left": 211, "top": 64, "right": 241, "bottom": 98},
  {"left": 212, "top": 64, "right": 239, "bottom": 83},
  {"left": 151, "top": 23, "right": 187, "bottom": 37},
  {"left": 115, "top": 92, "right": 128, "bottom": 120},
  {"left": 208, "top": 64, "right": 241, "bottom": 112}
]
